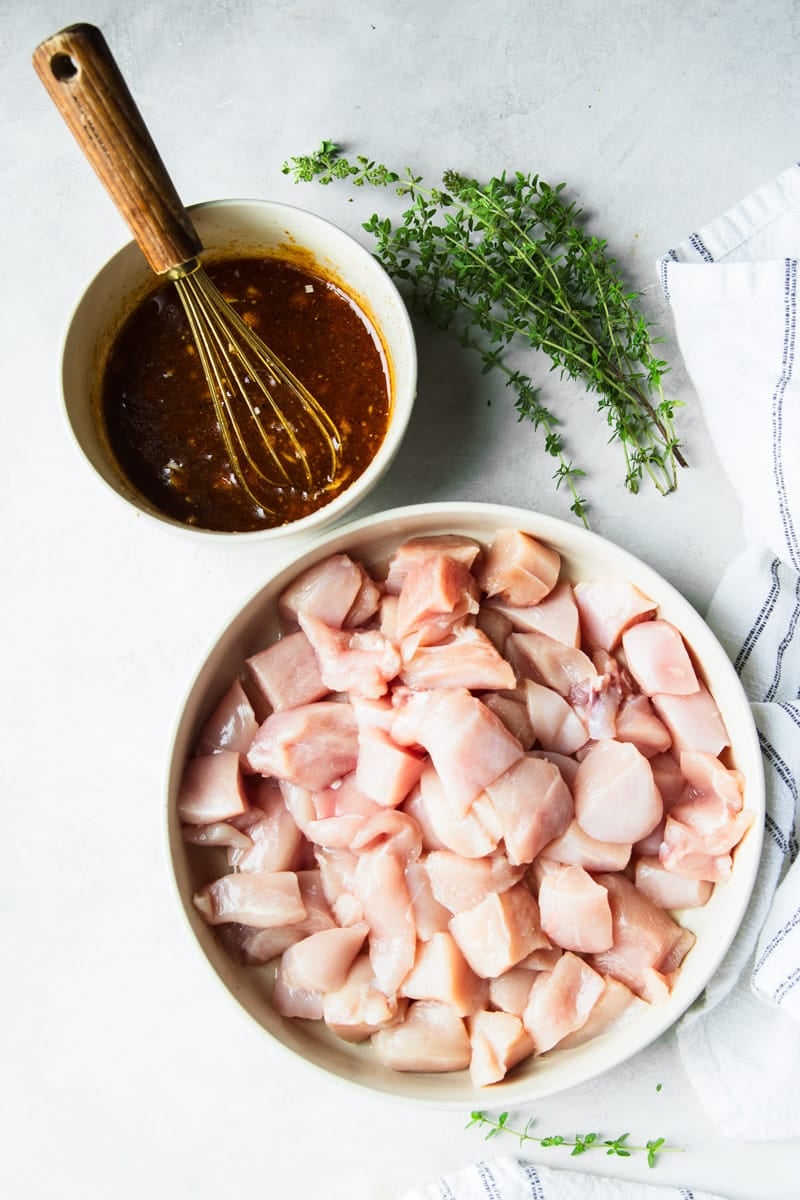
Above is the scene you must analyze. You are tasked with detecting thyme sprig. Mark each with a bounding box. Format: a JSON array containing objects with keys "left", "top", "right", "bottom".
[
  {"left": 467, "top": 1110, "right": 680, "bottom": 1170},
  {"left": 283, "top": 141, "right": 686, "bottom": 524}
]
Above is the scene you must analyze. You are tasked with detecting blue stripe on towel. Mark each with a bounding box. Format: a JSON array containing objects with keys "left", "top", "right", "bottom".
[
  {"left": 753, "top": 902, "right": 800, "bottom": 975},
  {"left": 771, "top": 258, "right": 799, "bottom": 569},
  {"left": 775, "top": 965, "right": 800, "bottom": 1004},
  {"left": 763, "top": 573, "right": 800, "bottom": 701},
  {"left": 734, "top": 558, "right": 782, "bottom": 674},
  {"left": 521, "top": 1163, "right": 546, "bottom": 1200},
  {"left": 688, "top": 232, "right": 714, "bottom": 262},
  {"left": 476, "top": 1162, "right": 503, "bottom": 1200}
]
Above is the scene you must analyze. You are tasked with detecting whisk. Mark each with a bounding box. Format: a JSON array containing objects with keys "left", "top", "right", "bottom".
[{"left": 33, "top": 23, "right": 342, "bottom": 513}]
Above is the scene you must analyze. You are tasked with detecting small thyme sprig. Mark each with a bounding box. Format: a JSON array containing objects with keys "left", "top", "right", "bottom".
[
  {"left": 467, "top": 1110, "right": 681, "bottom": 1170},
  {"left": 283, "top": 141, "right": 687, "bottom": 524}
]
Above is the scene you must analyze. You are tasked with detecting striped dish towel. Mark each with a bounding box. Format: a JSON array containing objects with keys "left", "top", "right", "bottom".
[
  {"left": 398, "top": 1156, "right": 726, "bottom": 1200},
  {"left": 658, "top": 164, "right": 800, "bottom": 1141}
]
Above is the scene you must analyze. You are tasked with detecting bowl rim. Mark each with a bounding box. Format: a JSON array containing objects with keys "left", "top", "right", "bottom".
[
  {"left": 162, "top": 500, "right": 766, "bottom": 1106},
  {"left": 59, "top": 196, "right": 418, "bottom": 543}
]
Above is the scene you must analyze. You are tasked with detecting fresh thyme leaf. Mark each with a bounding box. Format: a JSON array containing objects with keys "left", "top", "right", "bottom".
[
  {"left": 283, "top": 142, "right": 687, "bottom": 523},
  {"left": 465, "top": 1111, "right": 681, "bottom": 1169}
]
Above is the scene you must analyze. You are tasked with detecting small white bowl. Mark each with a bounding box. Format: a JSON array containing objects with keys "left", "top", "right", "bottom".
[
  {"left": 61, "top": 199, "right": 417, "bottom": 541},
  {"left": 166, "top": 502, "right": 764, "bottom": 1105}
]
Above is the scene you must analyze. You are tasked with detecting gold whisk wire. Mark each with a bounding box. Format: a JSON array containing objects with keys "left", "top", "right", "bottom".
[{"left": 33, "top": 23, "right": 342, "bottom": 514}]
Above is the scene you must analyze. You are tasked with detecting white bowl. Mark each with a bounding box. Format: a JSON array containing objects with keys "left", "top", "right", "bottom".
[
  {"left": 166, "top": 502, "right": 764, "bottom": 1105},
  {"left": 61, "top": 199, "right": 417, "bottom": 541}
]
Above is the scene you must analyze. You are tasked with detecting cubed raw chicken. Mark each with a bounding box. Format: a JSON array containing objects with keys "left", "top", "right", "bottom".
[
  {"left": 351, "top": 809, "right": 424, "bottom": 862},
  {"left": 488, "top": 966, "right": 538, "bottom": 1016},
  {"left": 247, "top": 701, "right": 358, "bottom": 791},
  {"left": 229, "top": 779, "right": 304, "bottom": 872},
  {"left": 416, "top": 766, "right": 500, "bottom": 858},
  {"left": 568, "top": 672, "right": 623, "bottom": 741},
  {"left": 614, "top": 694, "right": 672, "bottom": 757},
  {"left": 507, "top": 630, "right": 596, "bottom": 699},
  {"left": 449, "top": 883, "right": 546, "bottom": 978},
  {"left": 277, "top": 779, "right": 316, "bottom": 834},
  {"left": 343, "top": 562, "right": 382, "bottom": 629},
  {"left": 481, "top": 693, "right": 536, "bottom": 749},
  {"left": 485, "top": 754, "right": 573, "bottom": 865},
  {"left": 574, "top": 578, "right": 657, "bottom": 651},
  {"left": 468, "top": 1010, "right": 535, "bottom": 1086},
  {"left": 538, "top": 864, "right": 613, "bottom": 953},
  {"left": 660, "top": 787, "right": 753, "bottom": 883},
  {"left": 193, "top": 870, "right": 306, "bottom": 928},
  {"left": 391, "top": 687, "right": 524, "bottom": 818},
  {"left": 522, "top": 679, "right": 589, "bottom": 756},
  {"left": 401, "top": 931, "right": 489, "bottom": 1015},
  {"left": 528, "top": 749, "right": 581, "bottom": 788},
  {"left": 539, "top": 820, "right": 632, "bottom": 872},
  {"left": 401, "top": 784, "right": 449, "bottom": 853},
  {"left": 379, "top": 593, "right": 399, "bottom": 641},
  {"left": 557, "top": 975, "right": 647, "bottom": 1049},
  {"left": 384, "top": 535, "right": 482, "bottom": 594},
  {"left": 522, "top": 951, "right": 606, "bottom": 1052},
  {"left": 651, "top": 686, "right": 730, "bottom": 756},
  {"left": 312, "top": 773, "right": 383, "bottom": 821},
  {"left": 279, "top": 924, "right": 369, "bottom": 994},
  {"left": 278, "top": 553, "right": 364, "bottom": 628},
  {"left": 486, "top": 581, "right": 580, "bottom": 647},
  {"left": 178, "top": 748, "right": 248, "bottom": 824},
  {"left": 589, "top": 872, "right": 695, "bottom": 999},
  {"left": 271, "top": 971, "right": 323, "bottom": 1020},
  {"left": 574, "top": 739, "right": 662, "bottom": 844},
  {"left": 371, "top": 1000, "right": 471, "bottom": 1072},
  {"left": 395, "top": 554, "right": 479, "bottom": 648},
  {"left": 621, "top": 620, "right": 700, "bottom": 696},
  {"left": 298, "top": 613, "right": 401, "bottom": 700},
  {"left": 475, "top": 529, "right": 560, "bottom": 606},
  {"left": 424, "top": 848, "right": 525, "bottom": 913},
  {"left": 399, "top": 626, "right": 516, "bottom": 692},
  {"left": 181, "top": 820, "right": 252, "bottom": 852},
  {"left": 195, "top": 678, "right": 259, "bottom": 756},
  {"left": 353, "top": 842, "right": 417, "bottom": 996},
  {"left": 246, "top": 631, "right": 329, "bottom": 713},
  {"left": 405, "top": 860, "right": 453, "bottom": 940},
  {"left": 649, "top": 751, "right": 687, "bottom": 806},
  {"left": 476, "top": 604, "right": 514, "bottom": 652},
  {"left": 634, "top": 857, "right": 713, "bottom": 908},
  {"left": 322, "top": 955, "right": 407, "bottom": 1043},
  {"left": 218, "top": 870, "right": 335, "bottom": 964}
]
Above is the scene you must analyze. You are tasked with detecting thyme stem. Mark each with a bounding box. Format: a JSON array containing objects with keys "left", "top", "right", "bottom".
[{"left": 467, "top": 1110, "right": 682, "bottom": 1170}]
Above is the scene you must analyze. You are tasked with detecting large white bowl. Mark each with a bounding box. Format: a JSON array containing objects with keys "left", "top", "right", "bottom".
[
  {"left": 165, "top": 502, "right": 764, "bottom": 1105},
  {"left": 61, "top": 199, "right": 417, "bottom": 541}
]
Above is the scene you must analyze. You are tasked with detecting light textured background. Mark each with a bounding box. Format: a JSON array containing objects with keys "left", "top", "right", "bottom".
[{"left": 2, "top": 2, "right": 797, "bottom": 1197}]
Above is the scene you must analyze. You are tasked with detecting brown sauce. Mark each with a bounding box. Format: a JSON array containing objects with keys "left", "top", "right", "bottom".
[{"left": 100, "top": 254, "right": 392, "bottom": 532}]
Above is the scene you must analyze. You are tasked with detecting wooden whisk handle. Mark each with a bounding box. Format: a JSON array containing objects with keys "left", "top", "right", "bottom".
[{"left": 32, "top": 23, "right": 203, "bottom": 275}]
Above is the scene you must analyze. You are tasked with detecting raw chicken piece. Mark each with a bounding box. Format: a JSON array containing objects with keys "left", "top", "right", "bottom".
[
  {"left": 573, "top": 578, "right": 657, "bottom": 651},
  {"left": 351, "top": 809, "right": 424, "bottom": 863},
  {"left": 540, "top": 821, "right": 632, "bottom": 872},
  {"left": 507, "top": 630, "right": 596, "bottom": 698},
  {"left": 424, "top": 848, "right": 525, "bottom": 914},
  {"left": 343, "top": 562, "right": 382, "bottom": 629},
  {"left": 621, "top": 620, "right": 700, "bottom": 697},
  {"left": 195, "top": 678, "right": 259, "bottom": 757},
  {"left": 528, "top": 749, "right": 580, "bottom": 789},
  {"left": 305, "top": 814, "right": 369, "bottom": 849},
  {"left": 298, "top": 613, "right": 401, "bottom": 700},
  {"left": 219, "top": 870, "right": 336, "bottom": 963},
  {"left": 522, "top": 951, "right": 606, "bottom": 1053},
  {"left": 476, "top": 605, "right": 514, "bottom": 652},
  {"left": 351, "top": 698, "right": 426, "bottom": 808},
  {"left": 181, "top": 820, "right": 252, "bottom": 853},
  {"left": 634, "top": 857, "right": 713, "bottom": 908},
  {"left": 405, "top": 860, "right": 453, "bottom": 940},
  {"left": 449, "top": 883, "right": 546, "bottom": 978},
  {"left": 322, "top": 955, "right": 407, "bottom": 1043},
  {"left": 277, "top": 779, "right": 316, "bottom": 834},
  {"left": 246, "top": 631, "right": 329, "bottom": 713},
  {"left": 395, "top": 554, "right": 479, "bottom": 648},
  {"left": 312, "top": 773, "right": 384, "bottom": 821},
  {"left": 589, "top": 872, "right": 695, "bottom": 999},
  {"left": 679, "top": 750, "right": 745, "bottom": 806},
  {"left": 538, "top": 865, "right": 613, "bottom": 953},
  {"left": 230, "top": 779, "right": 304, "bottom": 872},
  {"left": 353, "top": 841, "right": 417, "bottom": 996},
  {"left": 399, "top": 626, "right": 516, "bottom": 692},
  {"left": 468, "top": 1010, "right": 535, "bottom": 1086},
  {"left": 557, "top": 976, "right": 647, "bottom": 1049},
  {"left": 488, "top": 967, "right": 538, "bottom": 1016},
  {"left": 568, "top": 670, "right": 624, "bottom": 741},
  {"left": 481, "top": 693, "right": 536, "bottom": 749},
  {"left": 487, "top": 581, "right": 580, "bottom": 648},
  {"left": 649, "top": 752, "right": 687, "bottom": 807},
  {"left": 315, "top": 846, "right": 361, "bottom": 919},
  {"left": 475, "top": 529, "right": 560, "bottom": 606},
  {"left": 177, "top": 749, "right": 248, "bottom": 825},
  {"left": 391, "top": 688, "right": 524, "bottom": 818},
  {"left": 193, "top": 870, "right": 306, "bottom": 928},
  {"left": 401, "top": 931, "right": 488, "bottom": 1015},
  {"left": 371, "top": 1000, "right": 471, "bottom": 1072},
  {"left": 659, "top": 806, "right": 753, "bottom": 882},
  {"left": 417, "top": 766, "right": 500, "bottom": 858},
  {"left": 485, "top": 754, "right": 573, "bottom": 865},
  {"left": 574, "top": 739, "right": 662, "bottom": 844},
  {"left": 278, "top": 553, "right": 364, "bottom": 628},
  {"left": 522, "top": 679, "right": 589, "bottom": 756},
  {"left": 379, "top": 593, "right": 399, "bottom": 642},
  {"left": 614, "top": 694, "right": 672, "bottom": 757},
  {"left": 272, "top": 972, "right": 323, "bottom": 1020},
  {"left": 280, "top": 923, "right": 369, "bottom": 993},
  {"left": 247, "top": 701, "right": 358, "bottom": 791},
  {"left": 651, "top": 687, "right": 730, "bottom": 756},
  {"left": 384, "top": 535, "right": 482, "bottom": 594},
  {"left": 516, "top": 946, "right": 564, "bottom": 972}
]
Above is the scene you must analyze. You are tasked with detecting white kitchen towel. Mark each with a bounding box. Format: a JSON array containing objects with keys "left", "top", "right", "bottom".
[
  {"left": 397, "top": 1156, "right": 727, "bottom": 1200},
  {"left": 657, "top": 163, "right": 800, "bottom": 1139}
]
